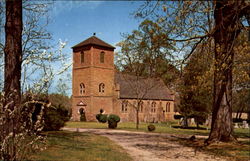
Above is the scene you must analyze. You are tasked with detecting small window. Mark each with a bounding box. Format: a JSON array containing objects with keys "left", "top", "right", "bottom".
[
  {"left": 99, "top": 83, "right": 105, "bottom": 93},
  {"left": 151, "top": 101, "right": 156, "bottom": 113},
  {"left": 166, "top": 102, "right": 170, "bottom": 112},
  {"left": 139, "top": 101, "right": 143, "bottom": 113},
  {"left": 80, "top": 83, "right": 85, "bottom": 95},
  {"left": 100, "top": 51, "right": 105, "bottom": 63},
  {"left": 80, "top": 51, "right": 84, "bottom": 63},
  {"left": 121, "top": 100, "right": 128, "bottom": 113}
]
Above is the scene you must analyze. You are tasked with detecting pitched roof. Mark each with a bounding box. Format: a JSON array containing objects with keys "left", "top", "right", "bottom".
[
  {"left": 115, "top": 73, "right": 174, "bottom": 101},
  {"left": 72, "top": 36, "right": 115, "bottom": 49}
]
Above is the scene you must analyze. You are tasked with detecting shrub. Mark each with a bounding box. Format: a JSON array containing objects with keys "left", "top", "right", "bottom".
[
  {"left": 193, "top": 114, "right": 207, "bottom": 126},
  {"left": 0, "top": 93, "right": 47, "bottom": 161},
  {"left": 108, "top": 114, "right": 120, "bottom": 123},
  {"left": 96, "top": 113, "right": 101, "bottom": 121},
  {"left": 174, "top": 115, "right": 183, "bottom": 120},
  {"left": 96, "top": 114, "right": 108, "bottom": 123},
  {"left": 107, "top": 114, "right": 120, "bottom": 129},
  {"left": 147, "top": 124, "right": 156, "bottom": 131},
  {"left": 43, "top": 105, "right": 70, "bottom": 131},
  {"left": 233, "top": 118, "right": 243, "bottom": 123}
]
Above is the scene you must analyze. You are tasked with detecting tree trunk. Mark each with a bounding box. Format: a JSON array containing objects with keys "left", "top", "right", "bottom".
[
  {"left": 3, "top": 0, "right": 22, "bottom": 160},
  {"left": 4, "top": 0, "right": 23, "bottom": 105},
  {"left": 207, "top": 1, "right": 244, "bottom": 143},
  {"left": 136, "top": 109, "right": 139, "bottom": 129}
]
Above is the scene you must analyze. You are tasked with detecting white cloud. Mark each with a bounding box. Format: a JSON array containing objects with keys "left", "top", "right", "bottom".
[{"left": 50, "top": 1, "right": 104, "bottom": 16}]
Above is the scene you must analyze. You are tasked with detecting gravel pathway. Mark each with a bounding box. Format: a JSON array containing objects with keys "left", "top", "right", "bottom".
[{"left": 63, "top": 128, "right": 228, "bottom": 161}]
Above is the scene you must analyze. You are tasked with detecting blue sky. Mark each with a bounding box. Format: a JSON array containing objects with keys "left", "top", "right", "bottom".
[
  {"left": 49, "top": 1, "right": 144, "bottom": 53},
  {"left": 46, "top": 1, "right": 145, "bottom": 94}
]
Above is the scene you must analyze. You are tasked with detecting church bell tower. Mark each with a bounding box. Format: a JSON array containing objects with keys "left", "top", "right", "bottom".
[{"left": 71, "top": 34, "right": 115, "bottom": 121}]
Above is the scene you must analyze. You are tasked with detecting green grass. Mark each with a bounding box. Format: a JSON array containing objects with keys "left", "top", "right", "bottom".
[
  {"left": 28, "top": 131, "right": 133, "bottom": 161},
  {"left": 66, "top": 121, "right": 250, "bottom": 138},
  {"left": 65, "top": 121, "right": 250, "bottom": 161}
]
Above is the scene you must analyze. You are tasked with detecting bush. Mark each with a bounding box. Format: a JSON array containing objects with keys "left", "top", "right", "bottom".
[
  {"left": 174, "top": 115, "right": 183, "bottom": 120},
  {"left": 194, "top": 115, "right": 206, "bottom": 125},
  {"left": 233, "top": 118, "right": 243, "bottom": 123},
  {"left": 147, "top": 124, "right": 156, "bottom": 131},
  {"left": 43, "top": 105, "right": 70, "bottom": 131},
  {"left": 96, "top": 114, "right": 108, "bottom": 123},
  {"left": 107, "top": 114, "right": 120, "bottom": 129}
]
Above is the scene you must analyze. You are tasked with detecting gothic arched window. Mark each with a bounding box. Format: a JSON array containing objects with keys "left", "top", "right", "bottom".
[
  {"left": 99, "top": 83, "right": 105, "bottom": 93},
  {"left": 166, "top": 102, "right": 170, "bottom": 112},
  {"left": 139, "top": 101, "right": 143, "bottom": 113},
  {"left": 80, "top": 83, "right": 85, "bottom": 95},
  {"left": 100, "top": 51, "right": 105, "bottom": 63},
  {"left": 151, "top": 101, "right": 156, "bottom": 113},
  {"left": 121, "top": 100, "right": 128, "bottom": 113}
]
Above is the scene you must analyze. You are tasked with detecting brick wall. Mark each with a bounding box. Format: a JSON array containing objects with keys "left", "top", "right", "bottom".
[{"left": 72, "top": 45, "right": 114, "bottom": 121}]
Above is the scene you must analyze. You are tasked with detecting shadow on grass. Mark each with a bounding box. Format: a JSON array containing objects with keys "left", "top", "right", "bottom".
[
  {"left": 172, "top": 125, "right": 207, "bottom": 130},
  {"left": 233, "top": 131, "right": 250, "bottom": 139},
  {"left": 169, "top": 135, "right": 250, "bottom": 161},
  {"left": 45, "top": 131, "right": 90, "bottom": 151}
]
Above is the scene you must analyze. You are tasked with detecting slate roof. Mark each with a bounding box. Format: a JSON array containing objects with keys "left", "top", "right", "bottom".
[
  {"left": 115, "top": 73, "right": 174, "bottom": 101},
  {"left": 72, "top": 36, "right": 115, "bottom": 50}
]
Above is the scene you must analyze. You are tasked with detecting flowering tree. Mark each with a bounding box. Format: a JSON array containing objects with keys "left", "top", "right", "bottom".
[
  {"left": 0, "top": 1, "right": 71, "bottom": 94},
  {"left": 0, "top": 0, "right": 71, "bottom": 160}
]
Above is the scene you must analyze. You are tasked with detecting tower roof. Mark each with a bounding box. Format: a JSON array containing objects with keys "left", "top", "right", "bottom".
[{"left": 72, "top": 35, "right": 115, "bottom": 50}]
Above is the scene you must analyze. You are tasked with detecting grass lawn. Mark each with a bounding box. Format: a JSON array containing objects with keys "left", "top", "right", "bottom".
[
  {"left": 65, "top": 121, "right": 250, "bottom": 138},
  {"left": 28, "top": 131, "right": 133, "bottom": 161},
  {"left": 65, "top": 121, "right": 250, "bottom": 161}
]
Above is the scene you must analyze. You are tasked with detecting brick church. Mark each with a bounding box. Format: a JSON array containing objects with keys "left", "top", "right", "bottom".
[{"left": 71, "top": 35, "right": 175, "bottom": 122}]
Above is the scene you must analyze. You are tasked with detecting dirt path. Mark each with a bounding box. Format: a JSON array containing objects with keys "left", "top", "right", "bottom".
[{"left": 63, "top": 128, "right": 228, "bottom": 161}]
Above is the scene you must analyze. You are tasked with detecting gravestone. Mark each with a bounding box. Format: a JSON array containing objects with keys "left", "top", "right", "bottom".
[
  {"left": 234, "top": 123, "right": 239, "bottom": 128},
  {"left": 205, "top": 116, "right": 212, "bottom": 127},
  {"left": 242, "top": 121, "right": 249, "bottom": 128},
  {"left": 180, "top": 117, "right": 183, "bottom": 125},
  {"left": 190, "top": 118, "right": 195, "bottom": 125}
]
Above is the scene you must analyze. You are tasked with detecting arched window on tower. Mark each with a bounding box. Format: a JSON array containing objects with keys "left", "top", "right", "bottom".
[
  {"left": 100, "top": 51, "right": 105, "bottom": 63},
  {"left": 99, "top": 83, "right": 105, "bottom": 93},
  {"left": 80, "top": 51, "right": 84, "bottom": 63},
  {"left": 80, "top": 83, "right": 85, "bottom": 95}
]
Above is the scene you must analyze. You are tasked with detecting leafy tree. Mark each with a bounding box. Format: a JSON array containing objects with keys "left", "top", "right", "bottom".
[
  {"left": 179, "top": 31, "right": 250, "bottom": 127},
  {"left": 133, "top": 0, "right": 250, "bottom": 143},
  {"left": 117, "top": 19, "right": 175, "bottom": 129},
  {"left": 232, "top": 31, "right": 250, "bottom": 119},
  {"left": 43, "top": 104, "right": 70, "bottom": 131},
  {"left": 48, "top": 93, "right": 71, "bottom": 114},
  {"left": 179, "top": 42, "right": 213, "bottom": 127}
]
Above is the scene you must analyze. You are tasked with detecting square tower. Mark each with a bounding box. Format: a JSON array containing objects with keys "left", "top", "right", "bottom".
[{"left": 71, "top": 35, "right": 115, "bottom": 121}]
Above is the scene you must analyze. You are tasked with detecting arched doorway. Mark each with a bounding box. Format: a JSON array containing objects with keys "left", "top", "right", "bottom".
[
  {"left": 79, "top": 108, "right": 86, "bottom": 121},
  {"left": 77, "top": 100, "right": 87, "bottom": 121}
]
